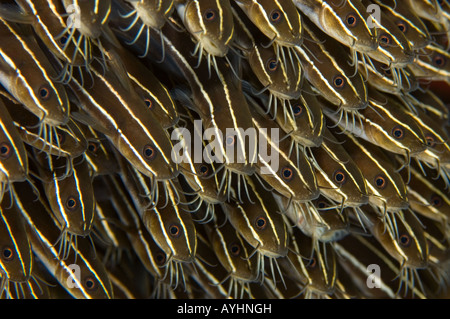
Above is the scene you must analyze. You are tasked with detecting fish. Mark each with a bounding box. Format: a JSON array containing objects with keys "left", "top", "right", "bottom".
[
  {"left": 247, "top": 95, "right": 320, "bottom": 203},
  {"left": 0, "top": 17, "right": 69, "bottom": 126},
  {"left": 67, "top": 45, "right": 179, "bottom": 182},
  {"left": 361, "top": 0, "right": 415, "bottom": 69},
  {"left": 272, "top": 81, "right": 325, "bottom": 148},
  {"left": 118, "top": 0, "right": 174, "bottom": 58},
  {"left": 207, "top": 217, "right": 259, "bottom": 298},
  {"left": 293, "top": 0, "right": 378, "bottom": 53},
  {"left": 295, "top": 18, "right": 368, "bottom": 112},
  {"left": 177, "top": 0, "right": 235, "bottom": 72},
  {"left": 308, "top": 128, "right": 369, "bottom": 209},
  {"left": 0, "top": 191, "right": 32, "bottom": 297},
  {"left": 323, "top": 88, "right": 428, "bottom": 170},
  {"left": 34, "top": 152, "right": 96, "bottom": 259},
  {"left": 358, "top": 57, "right": 418, "bottom": 95},
  {"left": 221, "top": 174, "right": 288, "bottom": 287},
  {"left": 371, "top": 0, "right": 432, "bottom": 50},
  {"left": 333, "top": 127, "right": 409, "bottom": 214},
  {"left": 279, "top": 226, "right": 337, "bottom": 298}
]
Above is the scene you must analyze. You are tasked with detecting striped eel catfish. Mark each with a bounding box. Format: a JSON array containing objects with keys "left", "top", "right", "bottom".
[
  {"left": 106, "top": 40, "right": 179, "bottom": 129},
  {"left": 148, "top": 25, "right": 258, "bottom": 197},
  {"left": 67, "top": 45, "right": 179, "bottom": 183},
  {"left": 13, "top": 182, "right": 113, "bottom": 299},
  {"left": 295, "top": 17, "right": 368, "bottom": 112},
  {"left": 279, "top": 194, "right": 351, "bottom": 244},
  {"left": 362, "top": 208, "right": 429, "bottom": 270},
  {"left": 332, "top": 127, "right": 409, "bottom": 215},
  {"left": 117, "top": 0, "right": 174, "bottom": 58},
  {"left": 0, "top": 17, "right": 69, "bottom": 127},
  {"left": 33, "top": 152, "right": 96, "bottom": 260},
  {"left": 323, "top": 88, "right": 428, "bottom": 173},
  {"left": 221, "top": 174, "right": 288, "bottom": 287},
  {"left": 233, "top": 0, "right": 303, "bottom": 71},
  {"left": 308, "top": 127, "right": 369, "bottom": 211},
  {"left": 234, "top": 0, "right": 303, "bottom": 48},
  {"left": 371, "top": 0, "right": 432, "bottom": 50},
  {"left": 405, "top": 163, "right": 450, "bottom": 225},
  {"left": 359, "top": 208, "right": 430, "bottom": 298},
  {"left": 405, "top": 106, "right": 450, "bottom": 172},
  {"left": 171, "top": 105, "right": 226, "bottom": 223},
  {"left": 278, "top": 226, "right": 337, "bottom": 298},
  {"left": 60, "top": 0, "right": 115, "bottom": 68},
  {"left": 204, "top": 214, "right": 259, "bottom": 298},
  {"left": 0, "top": 0, "right": 88, "bottom": 84},
  {"left": 409, "top": 43, "right": 450, "bottom": 82},
  {"left": 272, "top": 81, "right": 326, "bottom": 149},
  {"left": 334, "top": 234, "right": 407, "bottom": 298},
  {"left": 91, "top": 199, "right": 132, "bottom": 267},
  {"left": 80, "top": 123, "right": 120, "bottom": 177},
  {"left": 0, "top": 97, "right": 29, "bottom": 193},
  {"left": 0, "top": 193, "right": 32, "bottom": 298},
  {"left": 246, "top": 36, "right": 303, "bottom": 118},
  {"left": 177, "top": 0, "right": 235, "bottom": 74},
  {"left": 361, "top": 0, "right": 415, "bottom": 69},
  {"left": 116, "top": 156, "right": 197, "bottom": 288},
  {"left": 293, "top": 0, "right": 378, "bottom": 60},
  {"left": 358, "top": 57, "right": 418, "bottom": 95},
  {"left": 246, "top": 94, "right": 320, "bottom": 203},
  {"left": 2, "top": 95, "right": 86, "bottom": 174},
  {"left": 406, "top": 89, "right": 449, "bottom": 130},
  {"left": 405, "top": 0, "right": 446, "bottom": 23},
  {"left": 97, "top": 175, "right": 179, "bottom": 294}
]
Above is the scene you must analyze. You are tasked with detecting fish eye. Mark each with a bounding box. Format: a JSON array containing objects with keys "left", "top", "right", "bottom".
[
  {"left": 430, "top": 194, "right": 443, "bottom": 207},
  {"left": 66, "top": 197, "right": 77, "bottom": 211},
  {"left": 1, "top": 247, "right": 14, "bottom": 261},
  {"left": 144, "top": 98, "right": 153, "bottom": 109},
  {"left": 143, "top": 144, "right": 157, "bottom": 161},
  {"left": 155, "top": 251, "right": 166, "bottom": 266},
  {"left": 396, "top": 21, "right": 408, "bottom": 33},
  {"left": 269, "top": 9, "right": 282, "bottom": 24},
  {"left": 266, "top": 58, "right": 278, "bottom": 72},
  {"left": 317, "top": 200, "right": 328, "bottom": 209},
  {"left": 432, "top": 54, "right": 446, "bottom": 68},
  {"left": 374, "top": 174, "right": 387, "bottom": 189},
  {"left": 398, "top": 234, "right": 411, "bottom": 247},
  {"left": 59, "top": 35, "right": 68, "bottom": 45},
  {"left": 229, "top": 243, "right": 241, "bottom": 257},
  {"left": 87, "top": 141, "right": 99, "bottom": 154},
  {"left": 379, "top": 34, "right": 392, "bottom": 47},
  {"left": 333, "top": 169, "right": 347, "bottom": 185},
  {"left": 168, "top": 223, "right": 182, "bottom": 238},
  {"left": 391, "top": 126, "right": 405, "bottom": 140},
  {"left": 38, "top": 85, "right": 52, "bottom": 101},
  {"left": 425, "top": 134, "right": 436, "bottom": 148},
  {"left": 84, "top": 277, "right": 98, "bottom": 291},
  {"left": 333, "top": 75, "right": 346, "bottom": 89},
  {"left": 0, "top": 142, "right": 12, "bottom": 159},
  {"left": 345, "top": 13, "right": 358, "bottom": 28},
  {"left": 255, "top": 216, "right": 267, "bottom": 231},
  {"left": 225, "top": 135, "right": 236, "bottom": 147},
  {"left": 281, "top": 166, "right": 294, "bottom": 181},
  {"left": 306, "top": 257, "right": 317, "bottom": 269},
  {"left": 382, "top": 66, "right": 392, "bottom": 77},
  {"left": 292, "top": 103, "right": 303, "bottom": 117},
  {"left": 203, "top": 9, "right": 216, "bottom": 21},
  {"left": 199, "top": 164, "right": 209, "bottom": 177}
]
